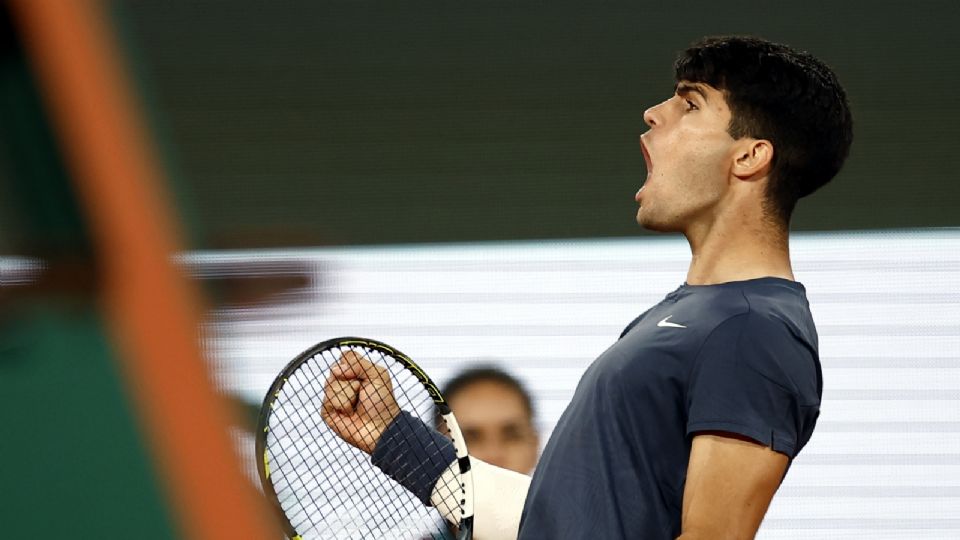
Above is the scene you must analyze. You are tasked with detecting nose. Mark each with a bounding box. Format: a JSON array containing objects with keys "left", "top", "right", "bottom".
[
  {"left": 644, "top": 97, "right": 671, "bottom": 129},
  {"left": 643, "top": 104, "right": 660, "bottom": 128}
]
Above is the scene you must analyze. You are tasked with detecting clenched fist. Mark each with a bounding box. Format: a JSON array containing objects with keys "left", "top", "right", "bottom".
[{"left": 321, "top": 350, "right": 401, "bottom": 454}]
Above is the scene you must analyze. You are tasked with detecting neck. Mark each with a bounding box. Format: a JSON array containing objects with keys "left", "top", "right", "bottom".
[{"left": 683, "top": 209, "right": 794, "bottom": 286}]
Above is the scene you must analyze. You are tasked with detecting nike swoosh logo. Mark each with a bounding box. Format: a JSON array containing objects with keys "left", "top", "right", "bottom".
[{"left": 657, "top": 316, "right": 687, "bottom": 328}]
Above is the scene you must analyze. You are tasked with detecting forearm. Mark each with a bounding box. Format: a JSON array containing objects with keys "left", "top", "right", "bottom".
[
  {"left": 371, "top": 412, "right": 530, "bottom": 540},
  {"left": 432, "top": 457, "right": 530, "bottom": 540}
]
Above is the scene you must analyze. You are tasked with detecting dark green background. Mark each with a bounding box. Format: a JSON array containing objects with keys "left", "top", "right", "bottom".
[{"left": 5, "top": 0, "right": 960, "bottom": 251}]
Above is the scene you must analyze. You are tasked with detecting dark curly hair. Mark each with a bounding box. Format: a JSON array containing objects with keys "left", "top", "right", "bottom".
[
  {"left": 441, "top": 366, "right": 534, "bottom": 419},
  {"left": 675, "top": 36, "right": 854, "bottom": 224}
]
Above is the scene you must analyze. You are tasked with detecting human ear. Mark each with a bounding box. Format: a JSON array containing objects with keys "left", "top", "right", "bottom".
[{"left": 732, "top": 139, "right": 774, "bottom": 180}]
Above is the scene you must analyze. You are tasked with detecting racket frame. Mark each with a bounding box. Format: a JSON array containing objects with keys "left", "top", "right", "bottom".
[{"left": 255, "top": 336, "right": 475, "bottom": 540}]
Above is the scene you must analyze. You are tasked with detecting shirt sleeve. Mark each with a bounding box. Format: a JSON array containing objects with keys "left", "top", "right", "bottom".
[{"left": 686, "top": 312, "right": 821, "bottom": 458}]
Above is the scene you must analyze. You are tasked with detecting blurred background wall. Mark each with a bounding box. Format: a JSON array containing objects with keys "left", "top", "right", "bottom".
[
  {"left": 118, "top": 0, "right": 957, "bottom": 248},
  {"left": 4, "top": 1, "right": 960, "bottom": 252}
]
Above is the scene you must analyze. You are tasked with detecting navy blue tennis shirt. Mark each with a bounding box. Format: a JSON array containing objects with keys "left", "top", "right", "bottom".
[
  {"left": 372, "top": 277, "right": 822, "bottom": 539},
  {"left": 519, "top": 277, "right": 822, "bottom": 538}
]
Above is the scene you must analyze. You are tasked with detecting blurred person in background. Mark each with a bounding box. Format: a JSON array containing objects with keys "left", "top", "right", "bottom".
[{"left": 441, "top": 367, "right": 539, "bottom": 475}]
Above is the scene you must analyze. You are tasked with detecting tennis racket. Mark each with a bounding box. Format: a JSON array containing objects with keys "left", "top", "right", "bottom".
[{"left": 256, "top": 337, "right": 474, "bottom": 540}]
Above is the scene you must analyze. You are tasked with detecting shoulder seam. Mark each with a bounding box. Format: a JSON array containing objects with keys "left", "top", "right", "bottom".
[
  {"left": 684, "top": 301, "right": 751, "bottom": 400},
  {"left": 735, "top": 301, "right": 805, "bottom": 396}
]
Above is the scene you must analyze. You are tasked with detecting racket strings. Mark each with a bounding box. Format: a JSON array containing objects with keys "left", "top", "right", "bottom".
[
  {"left": 367, "top": 348, "right": 463, "bottom": 523},
  {"left": 268, "top": 352, "right": 363, "bottom": 534},
  {"left": 265, "top": 344, "right": 463, "bottom": 539},
  {"left": 297, "top": 349, "right": 407, "bottom": 536},
  {"left": 274, "top": 362, "right": 346, "bottom": 530}
]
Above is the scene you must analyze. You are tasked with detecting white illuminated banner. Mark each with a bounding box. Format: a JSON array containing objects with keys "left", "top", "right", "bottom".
[{"left": 191, "top": 228, "right": 960, "bottom": 538}]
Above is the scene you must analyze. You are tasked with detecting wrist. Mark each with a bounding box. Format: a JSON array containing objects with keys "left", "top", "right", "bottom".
[{"left": 370, "top": 410, "right": 457, "bottom": 506}]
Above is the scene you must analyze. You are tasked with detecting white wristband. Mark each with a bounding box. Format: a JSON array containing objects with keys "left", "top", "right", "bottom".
[{"left": 431, "top": 457, "right": 531, "bottom": 540}]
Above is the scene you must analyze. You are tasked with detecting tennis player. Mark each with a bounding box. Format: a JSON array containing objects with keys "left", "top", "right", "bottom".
[{"left": 324, "top": 35, "right": 853, "bottom": 539}]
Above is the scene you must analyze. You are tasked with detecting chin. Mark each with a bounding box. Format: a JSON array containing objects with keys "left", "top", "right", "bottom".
[{"left": 636, "top": 209, "right": 676, "bottom": 233}]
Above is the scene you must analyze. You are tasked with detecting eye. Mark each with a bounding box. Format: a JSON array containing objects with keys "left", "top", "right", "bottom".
[{"left": 684, "top": 99, "right": 699, "bottom": 111}]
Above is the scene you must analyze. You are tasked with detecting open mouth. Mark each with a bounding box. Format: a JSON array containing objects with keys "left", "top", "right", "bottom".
[
  {"left": 640, "top": 137, "right": 653, "bottom": 177},
  {"left": 636, "top": 138, "right": 653, "bottom": 202}
]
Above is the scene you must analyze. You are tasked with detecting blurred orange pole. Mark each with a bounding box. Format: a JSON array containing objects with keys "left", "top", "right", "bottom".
[{"left": 10, "top": 1, "right": 278, "bottom": 539}]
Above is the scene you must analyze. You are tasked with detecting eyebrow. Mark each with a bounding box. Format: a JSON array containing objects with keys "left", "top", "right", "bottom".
[{"left": 675, "top": 82, "right": 710, "bottom": 105}]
